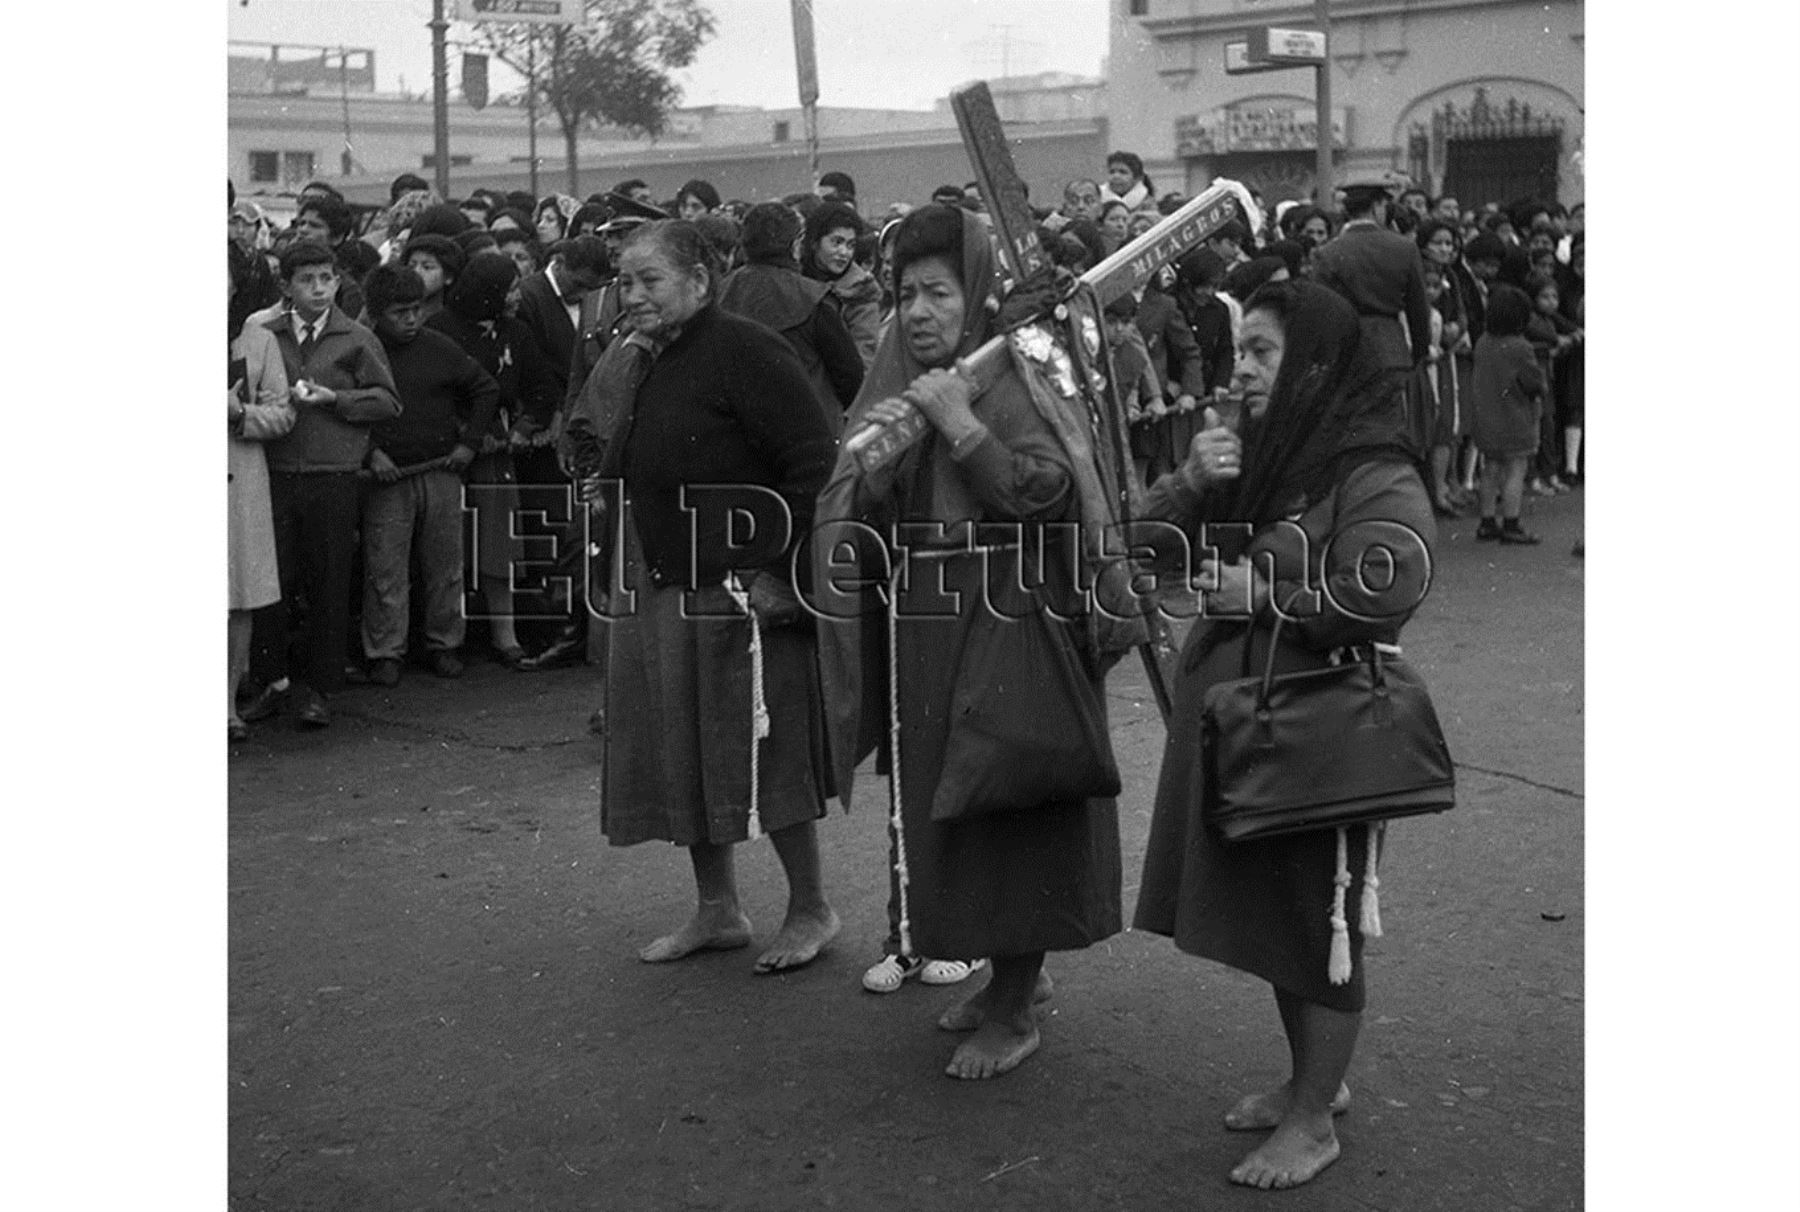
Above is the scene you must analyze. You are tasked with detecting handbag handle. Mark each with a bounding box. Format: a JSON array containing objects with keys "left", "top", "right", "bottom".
[{"left": 1254, "top": 588, "right": 1387, "bottom": 710}]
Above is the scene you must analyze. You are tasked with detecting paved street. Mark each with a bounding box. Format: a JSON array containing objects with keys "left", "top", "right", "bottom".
[{"left": 229, "top": 491, "right": 1583, "bottom": 1212}]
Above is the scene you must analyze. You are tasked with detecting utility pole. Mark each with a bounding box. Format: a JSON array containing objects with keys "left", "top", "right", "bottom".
[
  {"left": 790, "top": 0, "right": 820, "bottom": 182},
  {"left": 430, "top": 0, "right": 451, "bottom": 195},
  {"left": 1314, "top": 0, "right": 1333, "bottom": 203},
  {"left": 526, "top": 35, "right": 540, "bottom": 200},
  {"left": 337, "top": 47, "right": 355, "bottom": 177}
]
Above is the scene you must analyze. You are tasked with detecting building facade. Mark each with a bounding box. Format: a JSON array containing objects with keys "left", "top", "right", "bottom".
[
  {"left": 1108, "top": 0, "right": 1583, "bottom": 207},
  {"left": 229, "top": 48, "right": 1111, "bottom": 217}
]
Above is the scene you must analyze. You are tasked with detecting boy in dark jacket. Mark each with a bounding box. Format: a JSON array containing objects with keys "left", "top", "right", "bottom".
[
  {"left": 361, "top": 264, "right": 501, "bottom": 684},
  {"left": 245, "top": 242, "right": 401, "bottom": 728}
]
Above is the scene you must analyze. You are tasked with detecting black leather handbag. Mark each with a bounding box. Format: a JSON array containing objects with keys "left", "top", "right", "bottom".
[{"left": 1201, "top": 611, "right": 1455, "bottom": 843}]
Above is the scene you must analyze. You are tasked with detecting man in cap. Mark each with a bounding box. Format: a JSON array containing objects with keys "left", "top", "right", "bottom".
[{"left": 1307, "top": 173, "right": 1433, "bottom": 373}]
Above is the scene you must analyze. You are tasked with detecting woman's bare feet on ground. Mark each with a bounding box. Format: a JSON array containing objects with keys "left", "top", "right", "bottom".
[
  {"left": 936, "top": 970, "right": 1055, "bottom": 1032},
  {"left": 752, "top": 906, "right": 841, "bottom": 974},
  {"left": 946, "top": 1015, "right": 1040, "bottom": 1080},
  {"left": 1223, "top": 1082, "right": 1351, "bottom": 1131},
  {"left": 638, "top": 907, "right": 754, "bottom": 962},
  {"left": 1229, "top": 1118, "right": 1342, "bottom": 1190}
]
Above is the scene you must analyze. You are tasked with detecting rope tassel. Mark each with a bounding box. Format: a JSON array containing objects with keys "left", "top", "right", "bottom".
[
  {"left": 724, "top": 574, "right": 769, "bottom": 841},
  {"left": 1360, "top": 822, "right": 1384, "bottom": 937},
  {"left": 1328, "top": 826, "right": 1353, "bottom": 985}
]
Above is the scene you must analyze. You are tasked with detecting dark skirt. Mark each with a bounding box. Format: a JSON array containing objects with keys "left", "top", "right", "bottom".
[
  {"left": 1133, "top": 622, "right": 1374, "bottom": 1012},
  {"left": 599, "top": 530, "right": 829, "bottom": 847},
  {"left": 466, "top": 451, "right": 521, "bottom": 582},
  {"left": 889, "top": 548, "right": 1123, "bottom": 960}
]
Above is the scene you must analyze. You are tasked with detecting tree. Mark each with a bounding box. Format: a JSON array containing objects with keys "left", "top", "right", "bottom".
[{"left": 477, "top": 0, "right": 716, "bottom": 195}]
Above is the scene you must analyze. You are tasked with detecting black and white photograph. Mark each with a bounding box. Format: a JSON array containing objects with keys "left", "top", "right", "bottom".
[{"left": 10, "top": 2, "right": 1799, "bottom": 1209}]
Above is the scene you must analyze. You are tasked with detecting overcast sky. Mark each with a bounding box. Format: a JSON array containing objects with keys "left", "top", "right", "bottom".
[{"left": 227, "top": 0, "right": 1109, "bottom": 111}]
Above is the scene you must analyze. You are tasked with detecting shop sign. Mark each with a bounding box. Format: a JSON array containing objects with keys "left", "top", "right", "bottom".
[{"left": 1176, "top": 103, "right": 1349, "bottom": 157}]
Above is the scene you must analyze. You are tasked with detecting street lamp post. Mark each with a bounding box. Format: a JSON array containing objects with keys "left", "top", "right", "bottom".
[{"left": 1314, "top": 0, "right": 1332, "bottom": 202}]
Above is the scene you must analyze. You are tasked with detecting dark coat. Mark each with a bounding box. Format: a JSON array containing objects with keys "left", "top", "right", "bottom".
[
  {"left": 515, "top": 269, "right": 582, "bottom": 398},
  {"left": 1134, "top": 285, "right": 1208, "bottom": 400},
  {"left": 1310, "top": 223, "right": 1433, "bottom": 371},
  {"left": 716, "top": 263, "right": 864, "bottom": 429},
  {"left": 563, "top": 280, "right": 627, "bottom": 419}
]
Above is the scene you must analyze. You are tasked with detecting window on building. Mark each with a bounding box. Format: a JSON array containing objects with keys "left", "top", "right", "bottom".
[
  {"left": 282, "top": 151, "right": 316, "bottom": 185},
  {"left": 1128, "top": 0, "right": 1148, "bottom": 15},
  {"left": 773, "top": 120, "right": 791, "bottom": 143},
  {"left": 249, "top": 151, "right": 280, "bottom": 185}
]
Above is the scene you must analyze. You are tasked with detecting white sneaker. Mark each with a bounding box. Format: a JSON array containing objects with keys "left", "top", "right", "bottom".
[
  {"left": 862, "top": 954, "right": 923, "bottom": 993},
  {"left": 920, "top": 958, "right": 988, "bottom": 986}
]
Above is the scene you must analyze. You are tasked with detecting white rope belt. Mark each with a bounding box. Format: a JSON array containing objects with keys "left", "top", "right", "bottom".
[
  {"left": 723, "top": 573, "right": 768, "bottom": 841},
  {"left": 886, "top": 563, "right": 912, "bottom": 957}
]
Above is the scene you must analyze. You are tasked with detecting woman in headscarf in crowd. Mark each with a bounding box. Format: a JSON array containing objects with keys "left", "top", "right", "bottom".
[
  {"left": 228, "top": 263, "right": 296, "bottom": 741},
  {"left": 570, "top": 220, "right": 843, "bottom": 974},
  {"left": 802, "top": 200, "right": 882, "bottom": 369},
  {"left": 1134, "top": 280, "right": 1435, "bottom": 1190},
  {"left": 426, "top": 251, "right": 561, "bottom": 665},
  {"left": 715, "top": 202, "right": 865, "bottom": 431},
  {"left": 380, "top": 189, "right": 441, "bottom": 265},
  {"left": 814, "top": 204, "right": 1125, "bottom": 1081},
  {"left": 535, "top": 194, "right": 576, "bottom": 246}
]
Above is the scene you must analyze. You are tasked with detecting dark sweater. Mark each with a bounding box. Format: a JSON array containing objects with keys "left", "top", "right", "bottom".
[
  {"left": 371, "top": 327, "right": 501, "bottom": 467},
  {"left": 620, "top": 305, "right": 837, "bottom": 588}
]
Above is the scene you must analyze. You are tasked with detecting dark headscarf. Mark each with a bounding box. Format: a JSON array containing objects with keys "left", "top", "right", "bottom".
[
  {"left": 840, "top": 204, "right": 996, "bottom": 431},
  {"left": 409, "top": 203, "right": 472, "bottom": 239},
  {"left": 1225, "top": 280, "right": 1419, "bottom": 528},
  {"left": 444, "top": 251, "right": 518, "bottom": 326},
  {"left": 1265, "top": 239, "right": 1306, "bottom": 280},
  {"left": 1225, "top": 255, "right": 1290, "bottom": 304}
]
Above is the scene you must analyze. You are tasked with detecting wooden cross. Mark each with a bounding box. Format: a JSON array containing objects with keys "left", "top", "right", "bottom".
[{"left": 844, "top": 80, "right": 1252, "bottom": 472}]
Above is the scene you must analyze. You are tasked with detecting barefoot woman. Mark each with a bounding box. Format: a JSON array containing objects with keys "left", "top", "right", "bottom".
[
  {"left": 593, "top": 220, "right": 841, "bottom": 973},
  {"left": 1134, "top": 280, "right": 1435, "bottom": 1188},
  {"left": 815, "top": 204, "right": 1123, "bottom": 1080}
]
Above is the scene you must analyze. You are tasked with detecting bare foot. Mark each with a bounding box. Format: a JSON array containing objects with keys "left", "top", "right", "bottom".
[
  {"left": 946, "top": 1018, "right": 1040, "bottom": 1080},
  {"left": 1224, "top": 1082, "right": 1351, "bottom": 1131},
  {"left": 1228, "top": 1119, "right": 1342, "bottom": 1190},
  {"left": 752, "top": 905, "right": 841, "bottom": 974},
  {"left": 937, "top": 970, "right": 1054, "bottom": 1032},
  {"left": 638, "top": 908, "right": 753, "bottom": 963}
]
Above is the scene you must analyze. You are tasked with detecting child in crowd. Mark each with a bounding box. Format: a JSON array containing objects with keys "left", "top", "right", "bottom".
[
  {"left": 1524, "top": 272, "right": 1581, "bottom": 496},
  {"left": 403, "top": 234, "right": 465, "bottom": 321},
  {"left": 1421, "top": 263, "right": 1459, "bottom": 514},
  {"left": 361, "top": 264, "right": 501, "bottom": 685},
  {"left": 1469, "top": 284, "right": 1547, "bottom": 545},
  {"left": 1104, "top": 292, "right": 1165, "bottom": 486}
]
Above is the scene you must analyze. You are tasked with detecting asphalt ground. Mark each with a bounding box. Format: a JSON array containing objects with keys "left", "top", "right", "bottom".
[{"left": 227, "top": 490, "right": 1584, "bottom": 1212}]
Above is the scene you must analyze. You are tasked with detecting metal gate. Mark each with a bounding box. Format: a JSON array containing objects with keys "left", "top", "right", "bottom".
[
  {"left": 1408, "top": 86, "right": 1566, "bottom": 207},
  {"left": 1443, "top": 136, "right": 1560, "bottom": 208}
]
